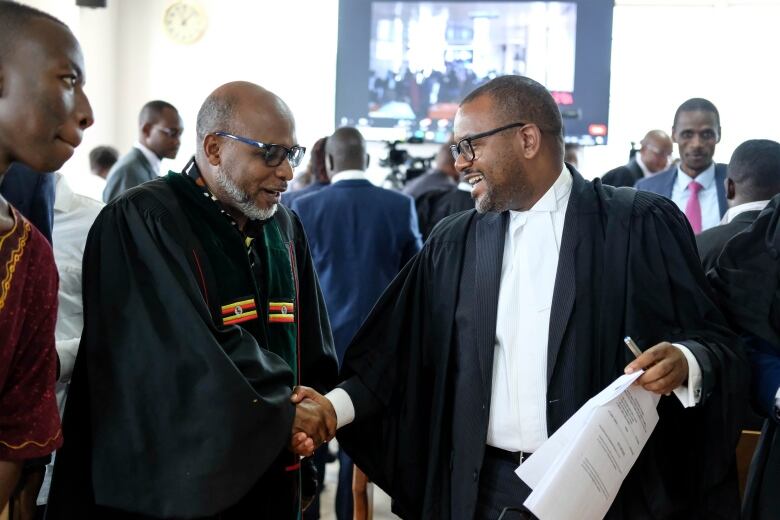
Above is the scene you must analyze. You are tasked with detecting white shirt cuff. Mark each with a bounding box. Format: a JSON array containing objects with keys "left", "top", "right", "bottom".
[
  {"left": 56, "top": 338, "right": 80, "bottom": 384},
  {"left": 672, "top": 343, "right": 703, "bottom": 407},
  {"left": 325, "top": 387, "right": 355, "bottom": 429},
  {"left": 774, "top": 386, "right": 780, "bottom": 417}
]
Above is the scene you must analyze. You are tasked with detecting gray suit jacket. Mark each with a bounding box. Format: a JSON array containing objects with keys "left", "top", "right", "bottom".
[{"left": 103, "top": 147, "right": 156, "bottom": 203}]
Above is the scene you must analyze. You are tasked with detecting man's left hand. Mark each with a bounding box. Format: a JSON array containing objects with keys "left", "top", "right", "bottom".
[{"left": 625, "top": 341, "right": 688, "bottom": 395}]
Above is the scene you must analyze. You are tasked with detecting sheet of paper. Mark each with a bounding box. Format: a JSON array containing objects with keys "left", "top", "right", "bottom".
[
  {"left": 517, "top": 371, "right": 644, "bottom": 488},
  {"left": 516, "top": 371, "right": 659, "bottom": 520}
]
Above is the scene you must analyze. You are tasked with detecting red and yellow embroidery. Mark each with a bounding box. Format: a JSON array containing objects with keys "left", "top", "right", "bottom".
[
  {"left": 221, "top": 297, "right": 258, "bottom": 326},
  {"left": 0, "top": 218, "right": 29, "bottom": 313},
  {"left": 269, "top": 301, "right": 295, "bottom": 323},
  {"left": 0, "top": 429, "right": 61, "bottom": 450}
]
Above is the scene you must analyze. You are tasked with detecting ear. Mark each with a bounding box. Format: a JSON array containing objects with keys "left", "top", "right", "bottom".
[
  {"left": 725, "top": 177, "right": 736, "bottom": 200},
  {"left": 326, "top": 153, "right": 334, "bottom": 173},
  {"left": 716, "top": 126, "right": 722, "bottom": 144},
  {"left": 141, "top": 122, "right": 153, "bottom": 139},
  {"left": 364, "top": 153, "right": 371, "bottom": 169},
  {"left": 671, "top": 127, "right": 678, "bottom": 144},
  {"left": 0, "top": 64, "right": 4, "bottom": 97},
  {"left": 203, "top": 134, "right": 222, "bottom": 166},
  {"left": 519, "top": 124, "right": 543, "bottom": 159}
]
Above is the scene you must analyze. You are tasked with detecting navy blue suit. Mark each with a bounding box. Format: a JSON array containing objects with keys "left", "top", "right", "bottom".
[
  {"left": 290, "top": 177, "right": 422, "bottom": 520},
  {"left": 290, "top": 178, "right": 422, "bottom": 362},
  {"left": 281, "top": 181, "right": 328, "bottom": 207},
  {"left": 634, "top": 163, "right": 728, "bottom": 218},
  {"left": 0, "top": 162, "right": 55, "bottom": 243}
]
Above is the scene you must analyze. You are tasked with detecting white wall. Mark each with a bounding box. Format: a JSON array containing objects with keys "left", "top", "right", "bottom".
[
  {"left": 584, "top": 0, "right": 780, "bottom": 178},
  {"left": 21, "top": 0, "right": 339, "bottom": 197},
  {"left": 19, "top": 0, "right": 780, "bottom": 194}
]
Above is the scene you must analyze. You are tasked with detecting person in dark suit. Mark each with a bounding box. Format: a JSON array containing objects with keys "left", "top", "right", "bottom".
[
  {"left": 292, "top": 76, "right": 746, "bottom": 519},
  {"left": 402, "top": 141, "right": 458, "bottom": 199},
  {"left": 602, "top": 130, "right": 672, "bottom": 187},
  {"left": 415, "top": 181, "right": 473, "bottom": 240},
  {"left": 103, "top": 100, "right": 182, "bottom": 202},
  {"left": 697, "top": 139, "right": 780, "bottom": 271},
  {"left": 290, "top": 127, "right": 422, "bottom": 520},
  {"left": 707, "top": 194, "right": 780, "bottom": 520},
  {"left": 635, "top": 98, "right": 727, "bottom": 233},
  {"left": 0, "top": 162, "right": 55, "bottom": 242}
]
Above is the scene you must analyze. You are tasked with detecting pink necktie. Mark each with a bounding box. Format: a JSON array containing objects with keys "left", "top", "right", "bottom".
[{"left": 685, "top": 180, "right": 703, "bottom": 234}]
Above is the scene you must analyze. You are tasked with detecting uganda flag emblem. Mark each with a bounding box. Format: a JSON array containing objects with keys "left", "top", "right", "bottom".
[
  {"left": 269, "top": 301, "right": 295, "bottom": 323},
  {"left": 221, "top": 297, "right": 258, "bottom": 326}
]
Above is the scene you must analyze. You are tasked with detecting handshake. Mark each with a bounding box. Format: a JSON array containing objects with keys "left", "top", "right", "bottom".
[{"left": 289, "top": 386, "right": 338, "bottom": 457}]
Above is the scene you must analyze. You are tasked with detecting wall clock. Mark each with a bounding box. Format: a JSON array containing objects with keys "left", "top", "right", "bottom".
[{"left": 163, "top": 1, "right": 207, "bottom": 45}]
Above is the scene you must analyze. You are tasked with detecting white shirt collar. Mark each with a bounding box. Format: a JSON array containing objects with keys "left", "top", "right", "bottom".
[
  {"left": 53, "top": 172, "right": 74, "bottom": 213},
  {"left": 330, "top": 169, "right": 366, "bottom": 184},
  {"left": 508, "top": 165, "right": 572, "bottom": 224},
  {"left": 721, "top": 200, "right": 770, "bottom": 224},
  {"left": 675, "top": 162, "right": 715, "bottom": 192},
  {"left": 134, "top": 142, "right": 162, "bottom": 175}
]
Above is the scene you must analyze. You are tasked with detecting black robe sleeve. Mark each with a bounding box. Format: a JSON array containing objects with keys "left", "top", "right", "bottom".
[
  {"left": 48, "top": 188, "right": 329, "bottom": 518},
  {"left": 614, "top": 192, "right": 749, "bottom": 517},
  {"left": 336, "top": 214, "right": 470, "bottom": 519}
]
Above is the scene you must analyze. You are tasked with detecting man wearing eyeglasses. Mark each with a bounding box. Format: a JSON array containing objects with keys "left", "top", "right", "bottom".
[
  {"left": 292, "top": 75, "right": 746, "bottom": 519},
  {"left": 103, "top": 100, "right": 183, "bottom": 203},
  {"left": 46, "top": 81, "right": 338, "bottom": 520},
  {"left": 601, "top": 129, "right": 672, "bottom": 188}
]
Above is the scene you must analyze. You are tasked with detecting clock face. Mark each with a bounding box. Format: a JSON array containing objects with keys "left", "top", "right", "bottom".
[{"left": 163, "top": 1, "right": 207, "bottom": 45}]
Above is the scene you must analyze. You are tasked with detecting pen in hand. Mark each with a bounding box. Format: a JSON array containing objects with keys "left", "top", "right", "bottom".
[{"left": 623, "top": 336, "right": 642, "bottom": 359}]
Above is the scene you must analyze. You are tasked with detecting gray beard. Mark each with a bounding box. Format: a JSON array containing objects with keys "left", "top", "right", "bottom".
[{"left": 214, "top": 166, "right": 277, "bottom": 221}]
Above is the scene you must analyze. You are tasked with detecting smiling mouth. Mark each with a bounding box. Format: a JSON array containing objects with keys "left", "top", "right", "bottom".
[{"left": 467, "top": 174, "right": 484, "bottom": 187}]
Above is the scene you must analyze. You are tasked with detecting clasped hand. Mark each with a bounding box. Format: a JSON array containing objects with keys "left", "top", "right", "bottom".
[{"left": 289, "top": 386, "right": 337, "bottom": 457}]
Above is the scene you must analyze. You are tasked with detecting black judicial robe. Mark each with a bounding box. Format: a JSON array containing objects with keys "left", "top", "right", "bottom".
[
  {"left": 337, "top": 170, "right": 747, "bottom": 519},
  {"left": 707, "top": 195, "right": 780, "bottom": 520},
  {"left": 46, "top": 174, "right": 338, "bottom": 519}
]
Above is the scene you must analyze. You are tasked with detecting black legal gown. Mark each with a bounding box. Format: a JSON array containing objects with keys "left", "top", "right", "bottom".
[
  {"left": 708, "top": 193, "right": 780, "bottom": 520},
  {"left": 337, "top": 170, "right": 747, "bottom": 519},
  {"left": 45, "top": 175, "right": 338, "bottom": 519}
]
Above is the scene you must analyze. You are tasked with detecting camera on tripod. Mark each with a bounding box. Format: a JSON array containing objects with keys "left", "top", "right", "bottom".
[{"left": 379, "top": 138, "right": 433, "bottom": 190}]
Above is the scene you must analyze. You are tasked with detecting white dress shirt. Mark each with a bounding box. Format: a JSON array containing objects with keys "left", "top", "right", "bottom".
[
  {"left": 51, "top": 173, "right": 104, "bottom": 412},
  {"left": 671, "top": 163, "right": 721, "bottom": 231},
  {"left": 721, "top": 199, "right": 770, "bottom": 225},
  {"left": 134, "top": 141, "right": 162, "bottom": 176},
  {"left": 486, "top": 166, "right": 571, "bottom": 452},
  {"left": 327, "top": 166, "right": 703, "bottom": 438},
  {"left": 39, "top": 174, "right": 104, "bottom": 506}
]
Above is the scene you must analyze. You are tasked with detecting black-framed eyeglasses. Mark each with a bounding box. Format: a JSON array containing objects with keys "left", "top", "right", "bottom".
[
  {"left": 450, "top": 121, "right": 528, "bottom": 162},
  {"left": 154, "top": 126, "right": 184, "bottom": 139},
  {"left": 214, "top": 131, "right": 306, "bottom": 168}
]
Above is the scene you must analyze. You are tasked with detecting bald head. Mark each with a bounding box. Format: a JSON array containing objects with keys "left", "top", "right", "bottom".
[
  {"left": 325, "top": 127, "right": 368, "bottom": 176},
  {"left": 196, "top": 81, "right": 294, "bottom": 152},
  {"left": 194, "top": 81, "right": 298, "bottom": 226},
  {"left": 638, "top": 129, "right": 673, "bottom": 173}
]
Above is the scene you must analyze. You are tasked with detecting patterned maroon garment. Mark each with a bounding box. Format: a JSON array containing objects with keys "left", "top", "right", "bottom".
[{"left": 0, "top": 205, "right": 61, "bottom": 460}]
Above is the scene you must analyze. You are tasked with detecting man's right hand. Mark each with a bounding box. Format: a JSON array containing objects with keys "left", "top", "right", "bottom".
[{"left": 289, "top": 386, "right": 337, "bottom": 457}]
